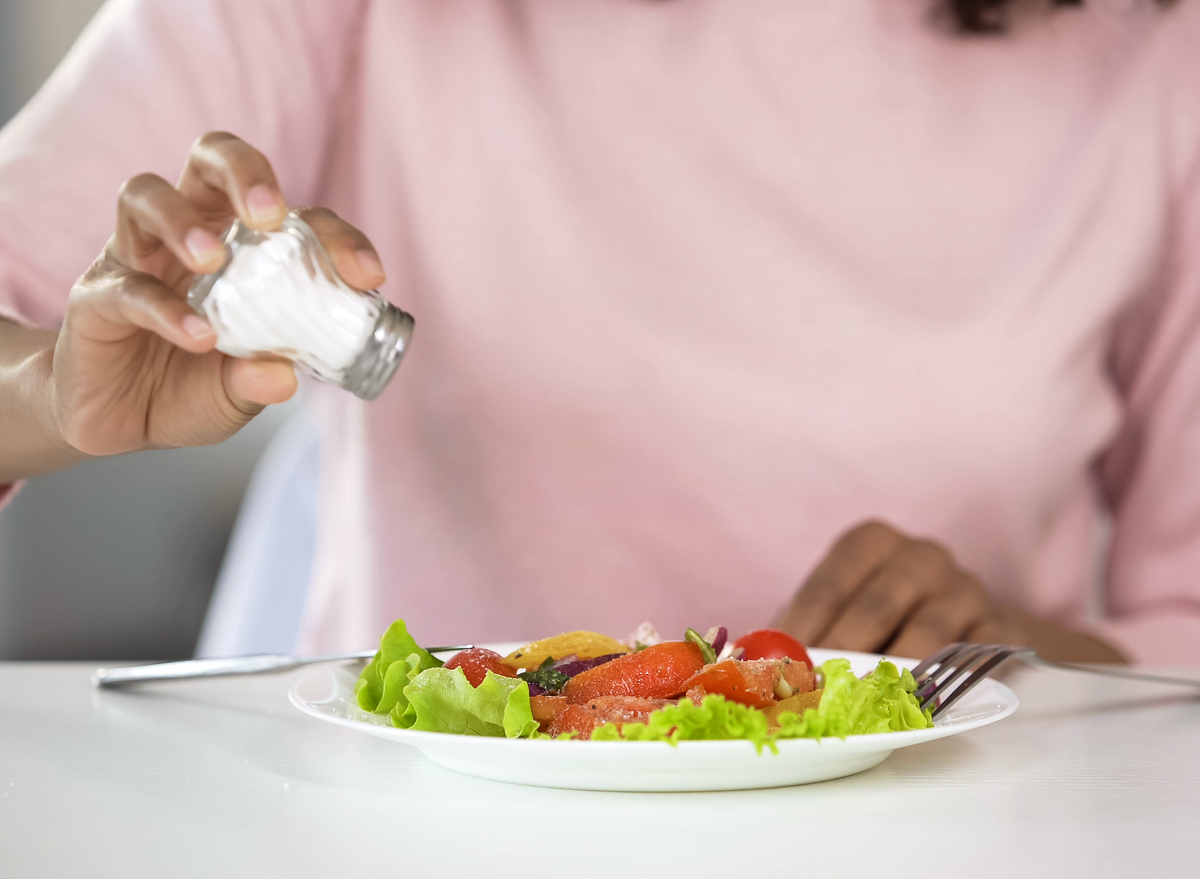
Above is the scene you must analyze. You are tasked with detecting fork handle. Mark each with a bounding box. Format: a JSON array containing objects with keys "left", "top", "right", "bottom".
[
  {"left": 92, "top": 653, "right": 372, "bottom": 688},
  {"left": 1025, "top": 655, "right": 1200, "bottom": 690}
]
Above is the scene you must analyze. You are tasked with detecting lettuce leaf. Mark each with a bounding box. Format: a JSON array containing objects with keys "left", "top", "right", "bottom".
[
  {"left": 592, "top": 694, "right": 776, "bottom": 750},
  {"left": 773, "top": 658, "right": 932, "bottom": 740},
  {"left": 401, "top": 667, "right": 541, "bottom": 738},
  {"left": 354, "top": 619, "right": 442, "bottom": 716},
  {"left": 592, "top": 658, "right": 932, "bottom": 748}
]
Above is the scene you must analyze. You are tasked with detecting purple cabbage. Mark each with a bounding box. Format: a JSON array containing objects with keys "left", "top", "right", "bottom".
[
  {"left": 553, "top": 653, "right": 625, "bottom": 679},
  {"left": 521, "top": 653, "right": 625, "bottom": 696},
  {"left": 711, "top": 627, "right": 728, "bottom": 656}
]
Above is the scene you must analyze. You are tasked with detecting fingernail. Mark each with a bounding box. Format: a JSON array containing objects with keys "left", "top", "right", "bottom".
[
  {"left": 185, "top": 228, "right": 223, "bottom": 267},
  {"left": 182, "top": 314, "right": 214, "bottom": 339},
  {"left": 355, "top": 250, "right": 385, "bottom": 279},
  {"left": 246, "top": 185, "right": 284, "bottom": 225}
]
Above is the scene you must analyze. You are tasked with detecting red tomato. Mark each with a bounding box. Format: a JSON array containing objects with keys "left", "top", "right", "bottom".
[
  {"left": 530, "top": 695, "right": 569, "bottom": 727},
  {"left": 546, "top": 697, "right": 669, "bottom": 740},
  {"left": 443, "top": 648, "right": 518, "bottom": 688},
  {"left": 563, "top": 641, "right": 705, "bottom": 703},
  {"left": 548, "top": 704, "right": 599, "bottom": 740},
  {"left": 681, "top": 659, "right": 777, "bottom": 708},
  {"left": 732, "top": 629, "right": 813, "bottom": 668}
]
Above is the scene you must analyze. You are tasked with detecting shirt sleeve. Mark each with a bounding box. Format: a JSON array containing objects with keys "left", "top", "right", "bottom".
[
  {"left": 1094, "top": 19, "right": 1200, "bottom": 664},
  {"left": 0, "top": 0, "right": 366, "bottom": 505},
  {"left": 0, "top": 0, "right": 367, "bottom": 329}
]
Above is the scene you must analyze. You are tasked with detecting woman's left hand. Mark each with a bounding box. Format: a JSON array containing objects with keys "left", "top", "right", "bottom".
[{"left": 774, "top": 520, "right": 1125, "bottom": 662}]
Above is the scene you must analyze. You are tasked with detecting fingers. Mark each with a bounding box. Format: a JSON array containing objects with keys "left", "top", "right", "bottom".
[
  {"left": 178, "top": 131, "right": 287, "bottom": 231},
  {"left": 298, "top": 207, "right": 387, "bottom": 291},
  {"left": 72, "top": 258, "right": 219, "bottom": 354},
  {"left": 886, "top": 572, "right": 990, "bottom": 659},
  {"left": 777, "top": 521, "right": 904, "bottom": 644},
  {"left": 114, "top": 173, "right": 227, "bottom": 279},
  {"left": 818, "top": 539, "right": 959, "bottom": 653},
  {"left": 224, "top": 358, "right": 298, "bottom": 409}
]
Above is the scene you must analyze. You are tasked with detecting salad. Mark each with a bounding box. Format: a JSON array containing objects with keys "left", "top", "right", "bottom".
[{"left": 353, "top": 619, "right": 932, "bottom": 750}]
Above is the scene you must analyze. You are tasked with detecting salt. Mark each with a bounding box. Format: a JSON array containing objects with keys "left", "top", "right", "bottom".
[{"left": 188, "top": 212, "right": 413, "bottom": 400}]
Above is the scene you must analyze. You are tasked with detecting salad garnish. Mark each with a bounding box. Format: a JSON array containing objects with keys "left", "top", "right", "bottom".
[{"left": 353, "top": 619, "right": 933, "bottom": 746}]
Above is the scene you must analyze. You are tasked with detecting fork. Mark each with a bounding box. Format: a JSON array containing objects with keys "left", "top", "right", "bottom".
[
  {"left": 910, "top": 642, "right": 1200, "bottom": 718},
  {"left": 92, "top": 645, "right": 473, "bottom": 688}
]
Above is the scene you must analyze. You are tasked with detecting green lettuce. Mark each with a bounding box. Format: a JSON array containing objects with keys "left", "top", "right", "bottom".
[
  {"left": 402, "top": 667, "right": 541, "bottom": 738},
  {"left": 773, "top": 658, "right": 932, "bottom": 740},
  {"left": 592, "top": 693, "right": 776, "bottom": 750},
  {"left": 592, "top": 658, "right": 932, "bottom": 749},
  {"left": 354, "top": 619, "right": 442, "bottom": 719}
]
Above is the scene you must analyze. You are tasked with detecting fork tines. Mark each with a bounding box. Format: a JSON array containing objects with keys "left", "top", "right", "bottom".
[{"left": 911, "top": 642, "right": 1034, "bottom": 718}]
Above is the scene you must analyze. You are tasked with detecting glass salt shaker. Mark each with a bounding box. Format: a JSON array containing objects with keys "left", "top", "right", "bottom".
[{"left": 187, "top": 210, "right": 414, "bottom": 401}]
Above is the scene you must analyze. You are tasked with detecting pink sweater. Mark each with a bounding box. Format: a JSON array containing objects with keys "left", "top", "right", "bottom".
[{"left": 3, "top": 0, "right": 1200, "bottom": 661}]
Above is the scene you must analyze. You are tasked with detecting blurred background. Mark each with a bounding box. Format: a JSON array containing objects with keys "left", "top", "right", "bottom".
[{"left": 0, "top": 0, "right": 292, "bottom": 660}]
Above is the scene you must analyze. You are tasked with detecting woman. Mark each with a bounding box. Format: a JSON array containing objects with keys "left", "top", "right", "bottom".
[{"left": 1, "top": 0, "right": 1197, "bottom": 661}]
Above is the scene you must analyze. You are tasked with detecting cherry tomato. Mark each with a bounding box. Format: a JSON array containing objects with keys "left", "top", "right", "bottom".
[
  {"left": 563, "top": 641, "right": 704, "bottom": 703},
  {"left": 443, "top": 648, "right": 518, "bottom": 688},
  {"left": 732, "top": 629, "right": 813, "bottom": 668}
]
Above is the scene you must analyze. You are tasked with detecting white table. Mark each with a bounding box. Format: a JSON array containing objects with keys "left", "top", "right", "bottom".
[{"left": 1, "top": 662, "right": 1196, "bottom": 878}]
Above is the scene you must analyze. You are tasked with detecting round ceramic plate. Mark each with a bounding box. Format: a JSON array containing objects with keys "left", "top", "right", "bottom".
[{"left": 289, "top": 646, "right": 1018, "bottom": 792}]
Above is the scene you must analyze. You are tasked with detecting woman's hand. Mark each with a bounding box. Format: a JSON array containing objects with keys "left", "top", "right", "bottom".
[
  {"left": 775, "top": 520, "right": 1127, "bottom": 663},
  {"left": 50, "top": 131, "right": 386, "bottom": 457}
]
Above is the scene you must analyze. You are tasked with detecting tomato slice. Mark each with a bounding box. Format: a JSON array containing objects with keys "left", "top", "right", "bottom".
[
  {"left": 562, "top": 641, "right": 704, "bottom": 702},
  {"left": 732, "top": 629, "right": 813, "bottom": 668},
  {"left": 547, "top": 704, "right": 599, "bottom": 740},
  {"left": 530, "top": 695, "right": 569, "bottom": 727},
  {"left": 443, "top": 648, "right": 518, "bottom": 687},
  {"left": 681, "top": 659, "right": 776, "bottom": 708}
]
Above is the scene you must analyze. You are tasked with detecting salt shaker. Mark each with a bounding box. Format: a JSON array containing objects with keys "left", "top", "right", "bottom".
[{"left": 187, "top": 211, "right": 414, "bottom": 401}]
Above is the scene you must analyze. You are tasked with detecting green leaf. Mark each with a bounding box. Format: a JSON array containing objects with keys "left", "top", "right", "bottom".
[
  {"left": 518, "top": 658, "right": 570, "bottom": 694},
  {"left": 354, "top": 619, "right": 442, "bottom": 714},
  {"left": 773, "top": 659, "right": 932, "bottom": 740},
  {"left": 401, "top": 667, "right": 541, "bottom": 738},
  {"left": 593, "top": 659, "right": 932, "bottom": 747},
  {"left": 684, "top": 628, "right": 717, "bottom": 665},
  {"left": 593, "top": 694, "right": 776, "bottom": 752}
]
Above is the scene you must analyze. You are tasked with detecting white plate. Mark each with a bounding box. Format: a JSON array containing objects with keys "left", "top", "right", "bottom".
[{"left": 289, "top": 646, "right": 1017, "bottom": 791}]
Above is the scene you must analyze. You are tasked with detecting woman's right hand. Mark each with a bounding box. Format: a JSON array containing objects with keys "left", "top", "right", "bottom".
[{"left": 50, "top": 131, "right": 387, "bottom": 457}]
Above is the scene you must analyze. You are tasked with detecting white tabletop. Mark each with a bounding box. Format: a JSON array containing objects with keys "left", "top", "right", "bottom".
[{"left": 1, "top": 662, "right": 1197, "bottom": 878}]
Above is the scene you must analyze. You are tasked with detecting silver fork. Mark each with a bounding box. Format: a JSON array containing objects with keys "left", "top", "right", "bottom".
[
  {"left": 92, "top": 645, "right": 473, "bottom": 688},
  {"left": 910, "top": 642, "right": 1200, "bottom": 718}
]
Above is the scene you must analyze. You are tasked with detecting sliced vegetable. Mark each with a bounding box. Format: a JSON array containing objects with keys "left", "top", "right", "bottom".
[
  {"left": 547, "top": 704, "right": 599, "bottom": 740},
  {"left": 680, "top": 659, "right": 777, "bottom": 708},
  {"left": 732, "top": 628, "right": 813, "bottom": 668},
  {"left": 549, "top": 695, "right": 669, "bottom": 740},
  {"left": 684, "top": 628, "right": 717, "bottom": 664},
  {"left": 530, "top": 694, "right": 569, "bottom": 726},
  {"left": 502, "top": 631, "right": 630, "bottom": 670},
  {"left": 761, "top": 688, "right": 823, "bottom": 727},
  {"left": 551, "top": 653, "right": 624, "bottom": 678},
  {"left": 563, "top": 641, "right": 704, "bottom": 702},
  {"left": 710, "top": 626, "right": 728, "bottom": 656},
  {"left": 402, "top": 667, "right": 541, "bottom": 738}
]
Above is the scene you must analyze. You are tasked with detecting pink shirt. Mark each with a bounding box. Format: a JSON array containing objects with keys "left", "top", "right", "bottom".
[{"left": 3, "top": 0, "right": 1200, "bottom": 661}]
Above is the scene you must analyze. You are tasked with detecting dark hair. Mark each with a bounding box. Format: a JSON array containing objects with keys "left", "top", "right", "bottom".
[{"left": 947, "top": 0, "right": 1176, "bottom": 33}]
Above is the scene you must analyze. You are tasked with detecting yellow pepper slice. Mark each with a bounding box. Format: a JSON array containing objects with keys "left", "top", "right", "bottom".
[
  {"left": 761, "top": 689, "right": 824, "bottom": 728},
  {"left": 502, "top": 631, "right": 630, "bottom": 670}
]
